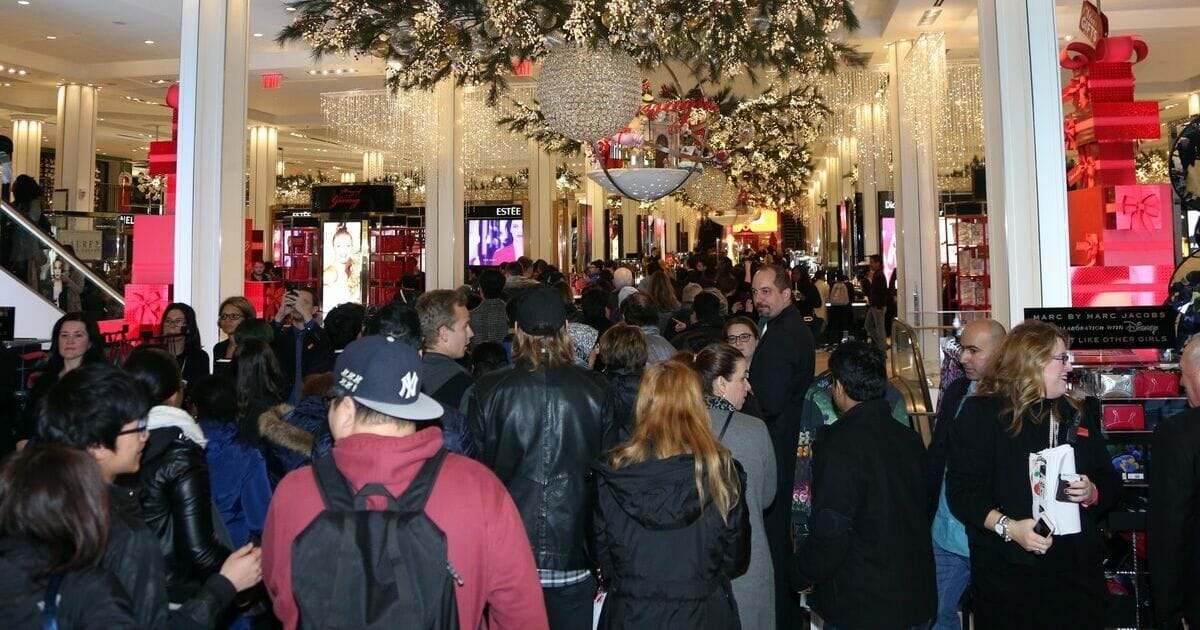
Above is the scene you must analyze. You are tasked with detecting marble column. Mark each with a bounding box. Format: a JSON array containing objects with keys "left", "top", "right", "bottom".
[
  {"left": 425, "top": 81, "right": 464, "bottom": 289},
  {"left": 10, "top": 115, "right": 43, "bottom": 181},
  {"left": 247, "top": 125, "right": 277, "bottom": 241},
  {"left": 175, "top": 0, "right": 249, "bottom": 347},
  {"left": 54, "top": 84, "right": 98, "bottom": 211}
]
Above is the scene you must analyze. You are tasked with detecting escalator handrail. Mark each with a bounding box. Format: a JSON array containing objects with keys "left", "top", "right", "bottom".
[
  {"left": 890, "top": 318, "right": 934, "bottom": 415},
  {"left": 0, "top": 199, "right": 125, "bottom": 307}
]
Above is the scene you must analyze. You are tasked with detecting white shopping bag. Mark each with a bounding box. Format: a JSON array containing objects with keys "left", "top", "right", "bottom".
[
  {"left": 592, "top": 588, "right": 606, "bottom": 630},
  {"left": 1028, "top": 444, "right": 1081, "bottom": 535}
]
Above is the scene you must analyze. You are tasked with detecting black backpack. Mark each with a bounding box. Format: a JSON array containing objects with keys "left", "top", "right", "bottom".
[{"left": 291, "top": 449, "right": 461, "bottom": 629}]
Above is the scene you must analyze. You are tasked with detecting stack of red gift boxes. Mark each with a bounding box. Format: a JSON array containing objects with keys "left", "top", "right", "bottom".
[{"left": 1063, "top": 35, "right": 1173, "bottom": 307}]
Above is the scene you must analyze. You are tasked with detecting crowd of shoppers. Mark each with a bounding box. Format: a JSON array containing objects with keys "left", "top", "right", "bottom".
[{"left": 0, "top": 246, "right": 1190, "bottom": 629}]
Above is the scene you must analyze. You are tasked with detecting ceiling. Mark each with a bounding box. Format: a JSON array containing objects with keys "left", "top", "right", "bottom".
[{"left": 0, "top": 0, "right": 1197, "bottom": 173}]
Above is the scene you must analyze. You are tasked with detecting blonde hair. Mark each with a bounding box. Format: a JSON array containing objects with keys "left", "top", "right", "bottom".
[
  {"left": 975, "top": 319, "right": 1078, "bottom": 435},
  {"left": 512, "top": 325, "right": 575, "bottom": 371},
  {"left": 608, "top": 359, "right": 741, "bottom": 524}
]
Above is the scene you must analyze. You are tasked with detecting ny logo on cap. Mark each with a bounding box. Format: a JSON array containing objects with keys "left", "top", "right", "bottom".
[
  {"left": 399, "top": 371, "right": 419, "bottom": 398},
  {"left": 339, "top": 369, "right": 363, "bottom": 392}
]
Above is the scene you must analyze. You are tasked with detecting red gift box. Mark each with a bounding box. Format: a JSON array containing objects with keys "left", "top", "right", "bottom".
[
  {"left": 1075, "top": 102, "right": 1162, "bottom": 144},
  {"left": 1070, "top": 264, "right": 1172, "bottom": 307},
  {"left": 1068, "top": 188, "right": 1108, "bottom": 266},
  {"left": 1103, "top": 404, "right": 1145, "bottom": 431},
  {"left": 131, "top": 215, "right": 176, "bottom": 285},
  {"left": 244, "top": 281, "right": 284, "bottom": 319},
  {"left": 1104, "top": 184, "right": 1167, "bottom": 232},
  {"left": 1134, "top": 370, "right": 1180, "bottom": 398},
  {"left": 124, "top": 283, "right": 172, "bottom": 336}
]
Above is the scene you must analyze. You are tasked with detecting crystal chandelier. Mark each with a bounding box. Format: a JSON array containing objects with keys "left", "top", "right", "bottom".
[
  {"left": 687, "top": 169, "right": 737, "bottom": 213},
  {"left": 535, "top": 43, "right": 643, "bottom": 143}
]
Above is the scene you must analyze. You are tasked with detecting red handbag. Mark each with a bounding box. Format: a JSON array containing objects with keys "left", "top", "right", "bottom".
[
  {"left": 1133, "top": 370, "right": 1180, "bottom": 398},
  {"left": 1103, "top": 404, "right": 1145, "bottom": 431}
]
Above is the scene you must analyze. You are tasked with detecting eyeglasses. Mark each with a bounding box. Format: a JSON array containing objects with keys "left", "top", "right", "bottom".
[
  {"left": 117, "top": 417, "right": 149, "bottom": 438},
  {"left": 218, "top": 313, "right": 243, "bottom": 322},
  {"left": 163, "top": 318, "right": 187, "bottom": 326},
  {"left": 1051, "top": 353, "right": 1074, "bottom": 364},
  {"left": 727, "top": 333, "right": 754, "bottom": 344}
]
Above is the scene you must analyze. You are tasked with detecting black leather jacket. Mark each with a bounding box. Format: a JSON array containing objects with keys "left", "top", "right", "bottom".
[
  {"left": 136, "top": 427, "right": 230, "bottom": 603},
  {"left": 469, "top": 358, "right": 616, "bottom": 570}
]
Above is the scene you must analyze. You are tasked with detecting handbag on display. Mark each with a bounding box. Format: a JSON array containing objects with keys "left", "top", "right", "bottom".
[
  {"left": 1132, "top": 369, "right": 1180, "bottom": 398},
  {"left": 1102, "top": 404, "right": 1146, "bottom": 431},
  {"left": 1098, "top": 371, "right": 1135, "bottom": 398}
]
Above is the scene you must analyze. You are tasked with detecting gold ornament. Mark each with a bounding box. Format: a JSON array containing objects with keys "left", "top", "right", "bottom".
[
  {"left": 444, "top": 23, "right": 461, "bottom": 46},
  {"left": 369, "top": 37, "right": 392, "bottom": 58}
]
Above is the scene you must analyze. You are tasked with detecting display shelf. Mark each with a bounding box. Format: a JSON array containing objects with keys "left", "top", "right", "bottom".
[
  {"left": 273, "top": 225, "right": 320, "bottom": 291},
  {"left": 367, "top": 226, "right": 425, "bottom": 305},
  {"left": 942, "top": 212, "right": 990, "bottom": 311}
]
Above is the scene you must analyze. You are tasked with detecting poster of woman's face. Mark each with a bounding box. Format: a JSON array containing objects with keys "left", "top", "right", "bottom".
[{"left": 322, "top": 221, "right": 363, "bottom": 310}]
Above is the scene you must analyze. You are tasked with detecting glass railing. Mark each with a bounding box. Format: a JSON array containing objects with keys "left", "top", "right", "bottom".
[
  {"left": 890, "top": 318, "right": 935, "bottom": 445},
  {"left": 0, "top": 198, "right": 125, "bottom": 321}
]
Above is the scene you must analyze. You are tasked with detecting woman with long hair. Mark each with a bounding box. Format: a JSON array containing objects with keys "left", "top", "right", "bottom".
[
  {"left": 159, "top": 302, "right": 209, "bottom": 390},
  {"left": 645, "top": 270, "right": 681, "bottom": 332},
  {"left": 946, "top": 319, "right": 1119, "bottom": 628},
  {"left": 17, "top": 313, "right": 106, "bottom": 444},
  {"left": 593, "top": 323, "right": 648, "bottom": 440},
  {"left": 688, "top": 342, "right": 776, "bottom": 630},
  {"left": 212, "top": 296, "right": 256, "bottom": 378},
  {"left": 0, "top": 443, "right": 139, "bottom": 627},
  {"left": 591, "top": 359, "right": 750, "bottom": 629},
  {"left": 233, "top": 339, "right": 284, "bottom": 446}
]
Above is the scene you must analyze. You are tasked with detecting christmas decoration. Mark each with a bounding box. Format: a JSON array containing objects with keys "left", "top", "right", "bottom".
[
  {"left": 535, "top": 43, "right": 643, "bottom": 143},
  {"left": 1135, "top": 150, "right": 1169, "bottom": 184},
  {"left": 278, "top": 0, "right": 861, "bottom": 105}
]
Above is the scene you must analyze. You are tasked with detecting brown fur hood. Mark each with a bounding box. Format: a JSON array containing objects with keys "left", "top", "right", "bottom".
[{"left": 257, "top": 404, "right": 313, "bottom": 455}]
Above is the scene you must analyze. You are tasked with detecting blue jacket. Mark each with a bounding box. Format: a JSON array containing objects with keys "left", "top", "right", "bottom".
[{"left": 196, "top": 419, "right": 272, "bottom": 547}]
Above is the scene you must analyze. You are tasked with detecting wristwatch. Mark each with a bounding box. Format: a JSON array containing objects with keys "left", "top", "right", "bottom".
[{"left": 993, "top": 515, "right": 1012, "bottom": 542}]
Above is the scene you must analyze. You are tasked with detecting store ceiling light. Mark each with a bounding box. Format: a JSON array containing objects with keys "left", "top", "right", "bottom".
[
  {"left": 17, "top": 1, "right": 30, "bottom": 5},
  {"left": 253, "top": 33, "right": 263, "bottom": 37},
  {"left": 45, "top": 35, "right": 56, "bottom": 40},
  {"left": 144, "top": 40, "right": 155, "bottom": 45},
  {"left": 917, "top": 9, "right": 941, "bottom": 26}
]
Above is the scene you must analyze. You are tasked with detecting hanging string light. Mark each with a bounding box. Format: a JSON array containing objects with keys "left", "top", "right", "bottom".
[
  {"left": 462, "top": 85, "right": 535, "bottom": 177},
  {"left": 320, "top": 89, "right": 436, "bottom": 168},
  {"left": 900, "top": 33, "right": 946, "bottom": 151},
  {"left": 937, "top": 62, "right": 984, "bottom": 191}
]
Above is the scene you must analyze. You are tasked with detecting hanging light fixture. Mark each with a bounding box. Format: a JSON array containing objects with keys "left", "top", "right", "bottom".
[{"left": 535, "top": 43, "right": 642, "bottom": 144}]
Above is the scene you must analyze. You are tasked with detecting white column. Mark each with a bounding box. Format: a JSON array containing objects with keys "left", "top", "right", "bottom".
[
  {"left": 362, "top": 151, "right": 383, "bottom": 182},
  {"left": 176, "top": 0, "right": 249, "bottom": 348},
  {"left": 978, "top": 0, "right": 1069, "bottom": 327},
  {"left": 248, "top": 125, "right": 277, "bottom": 233},
  {"left": 10, "top": 116, "right": 43, "bottom": 181},
  {"left": 54, "top": 85, "right": 98, "bottom": 212},
  {"left": 425, "top": 81, "right": 463, "bottom": 289},
  {"left": 586, "top": 177, "right": 607, "bottom": 261},
  {"left": 527, "top": 140, "right": 554, "bottom": 261},
  {"left": 889, "top": 39, "right": 941, "bottom": 335},
  {"left": 1189, "top": 93, "right": 1200, "bottom": 117}
]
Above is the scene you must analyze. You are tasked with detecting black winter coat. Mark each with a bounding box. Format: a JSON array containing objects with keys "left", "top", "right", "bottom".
[
  {"left": 469, "top": 359, "right": 616, "bottom": 570},
  {"left": 135, "top": 427, "right": 231, "bottom": 603},
  {"left": 1149, "top": 408, "right": 1200, "bottom": 629},
  {"left": 602, "top": 368, "right": 641, "bottom": 440},
  {"left": 670, "top": 319, "right": 726, "bottom": 354},
  {"left": 0, "top": 536, "right": 139, "bottom": 629},
  {"left": 591, "top": 455, "right": 750, "bottom": 630}
]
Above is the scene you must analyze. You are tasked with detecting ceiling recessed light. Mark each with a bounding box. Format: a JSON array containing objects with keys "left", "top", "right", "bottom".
[
  {"left": 285, "top": 6, "right": 296, "bottom": 11},
  {"left": 45, "top": 35, "right": 56, "bottom": 40},
  {"left": 253, "top": 33, "right": 263, "bottom": 37},
  {"left": 17, "top": 70, "right": 25, "bottom": 75},
  {"left": 144, "top": 40, "right": 155, "bottom": 44},
  {"left": 17, "top": 1, "right": 30, "bottom": 5}
]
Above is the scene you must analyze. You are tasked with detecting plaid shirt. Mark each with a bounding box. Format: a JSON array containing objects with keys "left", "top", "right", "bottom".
[
  {"left": 469, "top": 298, "right": 510, "bottom": 345},
  {"left": 537, "top": 569, "right": 592, "bottom": 588}
]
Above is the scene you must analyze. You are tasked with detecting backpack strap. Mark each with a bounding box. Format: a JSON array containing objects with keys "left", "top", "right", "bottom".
[
  {"left": 42, "top": 573, "right": 64, "bottom": 630},
  {"left": 311, "top": 455, "right": 356, "bottom": 511},
  {"left": 395, "top": 448, "right": 449, "bottom": 513}
]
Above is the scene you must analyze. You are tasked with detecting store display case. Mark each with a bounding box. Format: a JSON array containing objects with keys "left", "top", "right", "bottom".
[
  {"left": 273, "top": 224, "right": 320, "bottom": 292},
  {"left": 942, "top": 208, "right": 989, "bottom": 311},
  {"left": 368, "top": 226, "right": 425, "bottom": 304}
]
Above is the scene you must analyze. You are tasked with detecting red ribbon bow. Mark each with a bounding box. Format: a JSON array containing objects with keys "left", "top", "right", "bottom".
[
  {"left": 1119, "top": 193, "right": 1161, "bottom": 231},
  {"left": 1059, "top": 41, "right": 1097, "bottom": 71},
  {"left": 1062, "top": 76, "right": 1090, "bottom": 110},
  {"left": 1074, "top": 233, "right": 1101, "bottom": 266},
  {"left": 126, "top": 287, "right": 168, "bottom": 325},
  {"left": 1063, "top": 115, "right": 1078, "bottom": 150},
  {"left": 1068, "top": 155, "right": 1098, "bottom": 188}
]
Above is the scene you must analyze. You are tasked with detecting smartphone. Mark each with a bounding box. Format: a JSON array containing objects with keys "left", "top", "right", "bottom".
[
  {"left": 1033, "top": 517, "right": 1053, "bottom": 538},
  {"left": 1056, "top": 473, "right": 1081, "bottom": 502}
]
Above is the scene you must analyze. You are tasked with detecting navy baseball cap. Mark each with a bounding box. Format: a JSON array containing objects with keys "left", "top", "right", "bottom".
[
  {"left": 513, "top": 285, "right": 567, "bottom": 336},
  {"left": 334, "top": 335, "right": 443, "bottom": 421}
]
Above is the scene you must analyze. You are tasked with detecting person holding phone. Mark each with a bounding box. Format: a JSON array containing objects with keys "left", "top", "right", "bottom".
[
  {"left": 946, "top": 319, "right": 1119, "bottom": 628},
  {"left": 271, "top": 287, "right": 333, "bottom": 404}
]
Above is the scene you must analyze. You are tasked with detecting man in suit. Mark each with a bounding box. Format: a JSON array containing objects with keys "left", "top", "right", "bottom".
[
  {"left": 1150, "top": 334, "right": 1200, "bottom": 629},
  {"left": 926, "top": 319, "right": 1006, "bottom": 630},
  {"left": 748, "top": 263, "right": 816, "bottom": 627}
]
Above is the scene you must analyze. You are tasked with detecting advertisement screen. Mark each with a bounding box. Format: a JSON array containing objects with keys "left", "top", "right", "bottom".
[
  {"left": 322, "top": 221, "right": 365, "bottom": 311},
  {"left": 467, "top": 219, "right": 523, "bottom": 266},
  {"left": 880, "top": 217, "right": 897, "bottom": 286}
]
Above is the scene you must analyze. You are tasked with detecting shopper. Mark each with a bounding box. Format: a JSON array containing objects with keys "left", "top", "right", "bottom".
[
  {"left": 591, "top": 359, "right": 749, "bottom": 629},
  {"left": 672, "top": 291, "right": 726, "bottom": 353},
  {"left": 724, "top": 315, "right": 760, "bottom": 363},
  {"left": 192, "top": 375, "right": 272, "bottom": 549},
  {"left": 812, "top": 270, "right": 830, "bottom": 330},
  {"left": 946, "top": 319, "right": 1120, "bottom": 628},
  {"left": 609, "top": 267, "right": 634, "bottom": 322},
  {"left": 363, "top": 299, "right": 422, "bottom": 344},
  {"left": 262, "top": 335, "right": 548, "bottom": 629},
  {"left": 37, "top": 364, "right": 261, "bottom": 630},
  {"left": 825, "top": 271, "right": 853, "bottom": 344},
  {"left": 235, "top": 339, "right": 286, "bottom": 449},
  {"left": 689, "top": 342, "right": 776, "bottom": 630},
  {"left": 794, "top": 341, "right": 935, "bottom": 628},
  {"left": 645, "top": 271, "right": 681, "bottom": 332},
  {"left": 160, "top": 302, "right": 210, "bottom": 390},
  {"left": 212, "top": 296, "right": 256, "bottom": 378},
  {"left": 8, "top": 174, "right": 49, "bottom": 287},
  {"left": 17, "top": 313, "right": 105, "bottom": 445},
  {"left": 748, "top": 263, "right": 815, "bottom": 627},
  {"left": 620, "top": 291, "right": 676, "bottom": 366},
  {"left": 864, "top": 255, "right": 888, "bottom": 353},
  {"left": 579, "top": 286, "right": 612, "bottom": 336},
  {"left": 926, "top": 319, "right": 1006, "bottom": 630},
  {"left": 271, "top": 287, "right": 334, "bottom": 404},
  {"left": 469, "top": 341, "right": 509, "bottom": 379},
  {"left": 469, "top": 285, "right": 614, "bottom": 629},
  {"left": 0, "top": 443, "right": 140, "bottom": 628},
  {"left": 1149, "top": 334, "right": 1200, "bottom": 628},
  {"left": 322, "top": 301, "right": 365, "bottom": 353},
  {"left": 123, "top": 347, "right": 232, "bottom": 605},
  {"left": 417, "top": 289, "right": 476, "bottom": 412},
  {"left": 594, "top": 323, "right": 647, "bottom": 440},
  {"left": 470, "top": 268, "right": 510, "bottom": 345}
]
